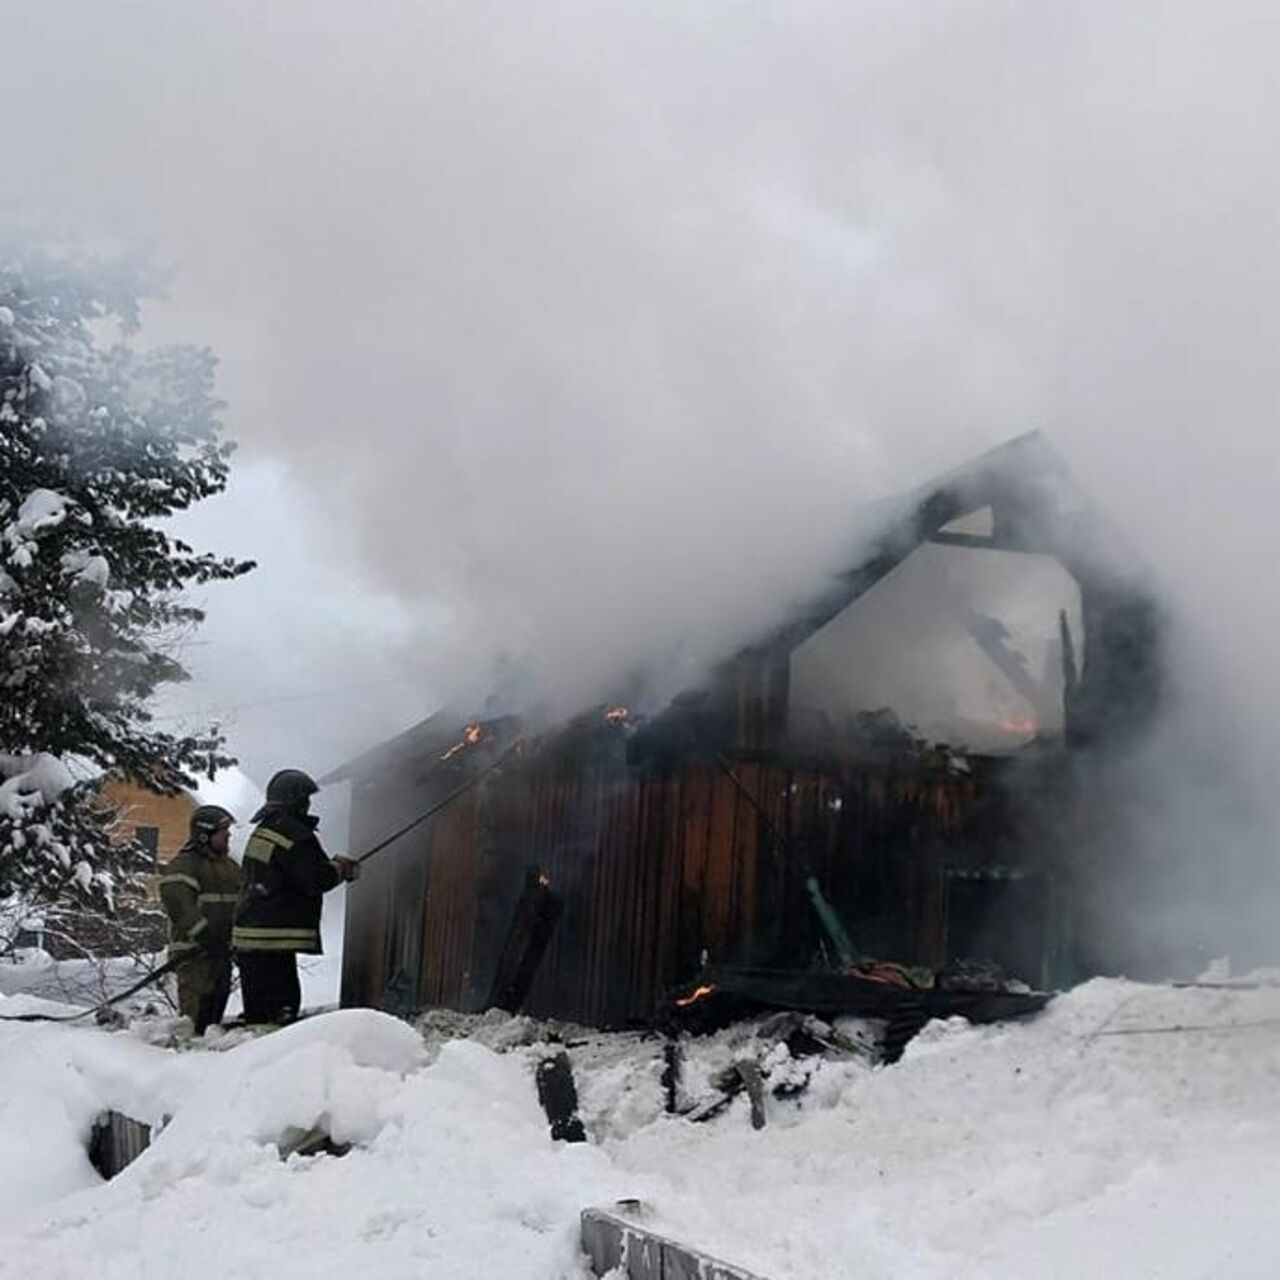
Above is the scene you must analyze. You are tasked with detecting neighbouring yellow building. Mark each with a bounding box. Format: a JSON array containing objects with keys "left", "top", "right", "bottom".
[
  {"left": 93, "top": 767, "right": 263, "bottom": 894},
  {"left": 95, "top": 778, "right": 199, "bottom": 896}
]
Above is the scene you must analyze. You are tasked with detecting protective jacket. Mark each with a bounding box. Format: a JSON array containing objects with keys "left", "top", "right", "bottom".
[
  {"left": 232, "top": 808, "right": 340, "bottom": 954},
  {"left": 158, "top": 843, "right": 241, "bottom": 954}
]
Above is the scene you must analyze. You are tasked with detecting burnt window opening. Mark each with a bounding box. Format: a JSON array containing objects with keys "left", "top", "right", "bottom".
[
  {"left": 788, "top": 533, "right": 1083, "bottom": 753},
  {"left": 135, "top": 825, "right": 160, "bottom": 866},
  {"left": 943, "top": 866, "right": 1052, "bottom": 988},
  {"left": 939, "top": 505, "right": 996, "bottom": 538}
]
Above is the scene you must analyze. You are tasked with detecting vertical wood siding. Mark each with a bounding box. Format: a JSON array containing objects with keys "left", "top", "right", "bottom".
[{"left": 341, "top": 736, "right": 994, "bottom": 1027}]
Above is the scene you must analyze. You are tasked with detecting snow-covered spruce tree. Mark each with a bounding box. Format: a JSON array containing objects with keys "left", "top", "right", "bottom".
[{"left": 0, "top": 257, "right": 253, "bottom": 950}]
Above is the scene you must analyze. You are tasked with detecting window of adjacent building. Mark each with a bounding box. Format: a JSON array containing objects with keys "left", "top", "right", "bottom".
[{"left": 135, "top": 826, "right": 160, "bottom": 866}]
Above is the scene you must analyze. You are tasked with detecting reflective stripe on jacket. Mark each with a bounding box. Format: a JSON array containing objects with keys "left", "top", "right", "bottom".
[
  {"left": 159, "top": 844, "right": 241, "bottom": 953},
  {"left": 231, "top": 809, "right": 340, "bottom": 955}
]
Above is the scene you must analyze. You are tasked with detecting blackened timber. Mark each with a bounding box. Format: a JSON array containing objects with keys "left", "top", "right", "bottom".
[
  {"left": 486, "top": 865, "right": 564, "bottom": 1013},
  {"left": 669, "top": 965, "right": 1053, "bottom": 1058},
  {"left": 535, "top": 1051, "right": 586, "bottom": 1143}
]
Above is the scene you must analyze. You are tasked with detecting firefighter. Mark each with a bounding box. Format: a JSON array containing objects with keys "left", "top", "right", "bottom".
[
  {"left": 158, "top": 805, "right": 240, "bottom": 1034},
  {"left": 232, "top": 768, "right": 359, "bottom": 1026}
]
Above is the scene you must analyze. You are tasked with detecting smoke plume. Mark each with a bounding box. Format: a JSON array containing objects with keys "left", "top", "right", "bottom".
[{"left": 4, "top": 2, "right": 1279, "bottom": 964}]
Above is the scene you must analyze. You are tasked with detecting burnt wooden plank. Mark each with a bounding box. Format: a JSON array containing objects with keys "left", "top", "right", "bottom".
[
  {"left": 582, "top": 774, "right": 606, "bottom": 1022},
  {"left": 624, "top": 768, "right": 648, "bottom": 1020},
  {"left": 564, "top": 766, "right": 593, "bottom": 1017},
  {"left": 738, "top": 762, "right": 762, "bottom": 960},
  {"left": 676, "top": 765, "right": 712, "bottom": 976},
  {"left": 522, "top": 765, "right": 556, "bottom": 1009},
  {"left": 625, "top": 774, "right": 653, "bottom": 1019},
  {"left": 584, "top": 767, "right": 611, "bottom": 1023},
  {"left": 643, "top": 776, "right": 668, "bottom": 1019},
  {"left": 536, "top": 1052, "right": 586, "bottom": 1143},
  {"left": 429, "top": 810, "right": 457, "bottom": 1005},
  {"left": 703, "top": 772, "right": 738, "bottom": 964},
  {"left": 435, "top": 791, "right": 479, "bottom": 1004},
  {"left": 419, "top": 823, "right": 443, "bottom": 1007},
  {"left": 602, "top": 767, "right": 639, "bottom": 1023},
  {"left": 656, "top": 769, "right": 685, "bottom": 995},
  {"left": 599, "top": 765, "right": 627, "bottom": 1023},
  {"left": 525, "top": 769, "right": 562, "bottom": 1015},
  {"left": 486, "top": 867, "right": 564, "bottom": 1012}
]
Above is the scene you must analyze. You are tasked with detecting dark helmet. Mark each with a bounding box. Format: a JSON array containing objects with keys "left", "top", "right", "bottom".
[
  {"left": 264, "top": 768, "right": 319, "bottom": 812},
  {"left": 190, "top": 804, "right": 234, "bottom": 846}
]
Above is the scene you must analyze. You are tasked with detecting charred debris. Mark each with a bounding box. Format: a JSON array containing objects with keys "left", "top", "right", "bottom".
[{"left": 333, "top": 432, "right": 1165, "bottom": 1062}]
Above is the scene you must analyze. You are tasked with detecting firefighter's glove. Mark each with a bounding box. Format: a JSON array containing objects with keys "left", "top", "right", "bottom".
[{"left": 333, "top": 856, "right": 361, "bottom": 883}]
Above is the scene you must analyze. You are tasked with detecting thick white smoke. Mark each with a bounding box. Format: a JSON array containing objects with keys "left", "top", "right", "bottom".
[{"left": 3, "top": 2, "right": 1278, "bottom": 964}]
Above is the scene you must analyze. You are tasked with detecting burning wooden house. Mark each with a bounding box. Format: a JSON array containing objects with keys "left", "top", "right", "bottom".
[{"left": 333, "top": 433, "right": 1164, "bottom": 1027}]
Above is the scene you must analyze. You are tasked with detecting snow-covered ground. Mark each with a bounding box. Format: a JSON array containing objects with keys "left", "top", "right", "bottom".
[
  {"left": 1, "top": 978, "right": 1279, "bottom": 1279},
  {"left": 0, "top": 879, "right": 346, "bottom": 1016}
]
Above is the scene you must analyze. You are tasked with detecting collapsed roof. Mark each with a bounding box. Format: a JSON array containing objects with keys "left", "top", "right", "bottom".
[{"left": 330, "top": 431, "right": 1163, "bottom": 781}]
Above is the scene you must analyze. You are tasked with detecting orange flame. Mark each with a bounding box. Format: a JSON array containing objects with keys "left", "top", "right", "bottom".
[
  {"left": 604, "top": 706, "right": 629, "bottom": 725},
  {"left": 440, "top": 722, "right": 486, "bottom": 761},
  {"left": 537, "top": 871, "right": 551, "bottom": 888},
  {"left": 998, "top": 717, "right": 1038, "bottom": 737},
  {"left": 673, "top": 983, "right": 716, "bottom": 1009}
]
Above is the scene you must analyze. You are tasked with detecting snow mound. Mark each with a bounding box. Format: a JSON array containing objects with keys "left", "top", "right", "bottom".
[
  {"left": 136, "top": 1009, "right": 426, "bottom": 1190},
  {"left": 0, "top": 1016, "right": 202, "bottom": 1225},
  {"left": 0, "top": 1010, "right": 613, "bottom": 1279},
  {"left": 3, "top": 981, "right": 1280, "bottom": 1279}
]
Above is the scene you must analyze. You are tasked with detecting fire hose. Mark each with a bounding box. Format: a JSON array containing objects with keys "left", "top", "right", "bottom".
[
  {"left": 0, "top": 738, "right": 524, "bottom": 1026},
  {"left": 354, "top": 737, "right": 522, "bottom": 865}
]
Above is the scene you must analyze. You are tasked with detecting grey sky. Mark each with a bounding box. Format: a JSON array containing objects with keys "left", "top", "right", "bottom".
[{"left": 5, "top": 2, "right": 1280, "bottom": 792}]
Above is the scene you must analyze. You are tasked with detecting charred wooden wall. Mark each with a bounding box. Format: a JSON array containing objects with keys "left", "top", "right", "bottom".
[{"left": 340, "top": 727, "right": 1034, "bottom": 1028}]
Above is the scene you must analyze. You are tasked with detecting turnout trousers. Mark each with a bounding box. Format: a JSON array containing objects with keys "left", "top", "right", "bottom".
[
  {"left": 175, "top": 953, "right": 233, "bottom": 1035},
  {"left": 237, "top": 950, "right": 302, "bottom": 1026}
]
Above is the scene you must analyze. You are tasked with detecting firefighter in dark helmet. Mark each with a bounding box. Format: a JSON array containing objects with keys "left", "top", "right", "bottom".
[
  {"left": 232, "top": 768, "right": 359, "bottom": 1025},
  {"left": 158, "top": 805, "right": 240, "bottom": 1034}
]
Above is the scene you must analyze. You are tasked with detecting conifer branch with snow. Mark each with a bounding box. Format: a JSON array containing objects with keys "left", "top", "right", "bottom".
[{"left": 0, "top": 254, "right": 254, "bottom": 938}]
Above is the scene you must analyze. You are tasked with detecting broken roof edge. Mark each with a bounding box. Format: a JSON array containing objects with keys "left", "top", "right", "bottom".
[
  {"left": 326, "top": 431, "right": 1160, "bottom": 785},
  {"left": 731, "top": 429, "right": 1152, "bottom": 663},
  {"left": 321, "top": 704, "right": 458, "bottom": 786}
]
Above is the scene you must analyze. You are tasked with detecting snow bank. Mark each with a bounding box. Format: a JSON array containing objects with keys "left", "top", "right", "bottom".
[
  {"left": 0, "top": 1014, "right": 202, "bottom": 1224},
  {"left": 2, "top": 982, "right": 1280, "bottom": 1279},
  {"left": 135, "top": 1009, "right": 425, "bottom": 1186},
  {"left": 0, "top": 1010, "right": 616, "bottom": 1279},
  {"left": 0, "top": 1012, "right": 424, "bottom": 1229},
  {"left": 608, "top": 979, "right": 1280, "bottom": 1279}
]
